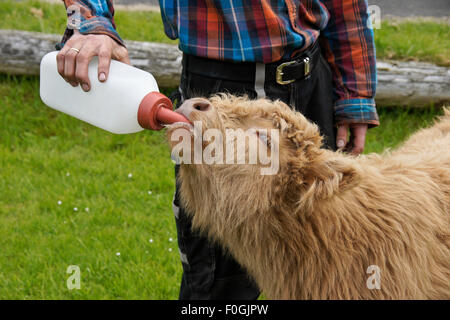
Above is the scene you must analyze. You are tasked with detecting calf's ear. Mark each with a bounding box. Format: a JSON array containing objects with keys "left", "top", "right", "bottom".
[
  {"left": 325, "top": 159, "right": 362, "bottom": 192},
  {"left": 271, "top": 107, "right": 323, "bottom": 150},
  {"left": 299, "top": 159, "right": 361, "bottom": 205},
  {"left": 272, "top": 113, "right": 291, "bottom": 132}
]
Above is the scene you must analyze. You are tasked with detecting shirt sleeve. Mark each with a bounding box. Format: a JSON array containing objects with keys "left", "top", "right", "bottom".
[
  {"left": 56, "top": 0, "right": 124, "bottom": 50},
  {"left": 319, "top": 0, "right": 379, "bottom": 127}
]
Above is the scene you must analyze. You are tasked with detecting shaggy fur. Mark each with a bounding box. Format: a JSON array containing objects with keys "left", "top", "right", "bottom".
[{"left": 167, "top": 95, "right": 450, "bottom": 299}]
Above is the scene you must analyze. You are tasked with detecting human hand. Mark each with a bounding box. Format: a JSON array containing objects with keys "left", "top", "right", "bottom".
[
  {"left": 56, "top": 30, "right": 130, "bottom": 92},
  {"left": 336, "top": 123, "right": 368, "bottom": 155}
]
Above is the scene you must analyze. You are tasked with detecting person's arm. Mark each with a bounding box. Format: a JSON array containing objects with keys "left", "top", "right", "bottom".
[
  {"left": 57, "top": 0, "right": 130, "bottom": 91},
  {"left": 320, "top": 0, "right": 379, "bottom": 154}
]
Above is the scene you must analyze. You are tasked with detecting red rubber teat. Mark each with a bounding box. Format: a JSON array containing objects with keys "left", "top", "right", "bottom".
[{"left": 137, "top": 92, "right": 190, "bottom": 130}]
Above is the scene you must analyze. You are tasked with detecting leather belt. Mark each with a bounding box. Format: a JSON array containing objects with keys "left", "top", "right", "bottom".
[{"left": 184, "top": 41, "right": 321, "bottom": 85}]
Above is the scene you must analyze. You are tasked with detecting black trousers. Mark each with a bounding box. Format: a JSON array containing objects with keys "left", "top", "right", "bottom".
[{"left": 173, "top": 43, "right": 336, "bottom": 300}]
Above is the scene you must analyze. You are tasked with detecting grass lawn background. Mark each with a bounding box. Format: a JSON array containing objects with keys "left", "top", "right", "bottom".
[{"left": 0, "top": 0, "right": 447, "bottom": 299}]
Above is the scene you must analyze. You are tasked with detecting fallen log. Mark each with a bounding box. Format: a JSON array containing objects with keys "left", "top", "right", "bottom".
[
  {"left": 376, "top": 61, "right": 450, "bottom": 107},
  {"left": 0, "top": 29, "right": 181, "bottom": 88},
  {"left": 1, "top": 29, "right": 449, "bottom": 106}
]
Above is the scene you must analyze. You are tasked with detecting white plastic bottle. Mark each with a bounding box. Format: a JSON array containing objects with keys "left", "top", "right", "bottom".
[{"left": 39, "top": 51, "right": 188, "bottom": 134}]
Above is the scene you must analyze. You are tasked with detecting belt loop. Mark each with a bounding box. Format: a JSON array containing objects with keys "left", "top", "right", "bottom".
[
  {"left": 289, "top": 82, "right": 296, "bottom": 107},
  {"left": 255, "top": 63, "right": 266, "bottom": 99}
]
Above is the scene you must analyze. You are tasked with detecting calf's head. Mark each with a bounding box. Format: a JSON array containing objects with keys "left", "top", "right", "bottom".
[{"left": 166, "top": 95, "right": 354, "bottom": 223}]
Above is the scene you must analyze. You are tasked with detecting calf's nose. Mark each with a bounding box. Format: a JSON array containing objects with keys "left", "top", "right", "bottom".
[{"left": 177, "top": 98, "right": 212, "bottom": 118}]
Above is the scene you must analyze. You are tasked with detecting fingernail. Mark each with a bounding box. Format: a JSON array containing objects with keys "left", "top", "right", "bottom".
[
  {"left": 81, "top": 83, "right": 90, "bottom": 91},
  {"left": 99, "top": 73, "right": 106, "bottom": 82},
  {"left": 70, "top": 81, "right": 78, "bottom": 87},
  {"left": 337, "top": 140, "right": 345, "bottom": 148}
]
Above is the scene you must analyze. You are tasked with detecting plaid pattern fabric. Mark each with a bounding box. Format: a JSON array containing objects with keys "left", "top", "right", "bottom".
[{"left": 58, "top": 0, "right": 379, "bottom": 127}]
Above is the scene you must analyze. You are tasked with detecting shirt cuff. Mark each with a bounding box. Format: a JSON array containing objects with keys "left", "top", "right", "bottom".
[
  {"left": 56, "top": 16, "right": 124, "bottom": 50},
  {"left": 334, "top": 98, "right": 380, "bottom": 128}
]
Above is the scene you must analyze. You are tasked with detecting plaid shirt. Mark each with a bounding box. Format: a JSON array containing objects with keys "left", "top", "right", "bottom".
[{"left": 58, "top": 0, "right": 379, "bottom": 127}]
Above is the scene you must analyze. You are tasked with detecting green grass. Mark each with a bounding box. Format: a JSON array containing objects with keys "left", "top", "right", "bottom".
[
  {"left": 374, "top": 21, "right": 450, "bottom": 67},
  {"left": 0, "top": 75, "right": 181, "bottom": 299},
  {"left": 0, "top": 74, "right": 444, "bottom": 298},
  {"left": 0, "top": 0, "right": 449, "bottom": 66},
  {"left": 364, "top": 107, "right": 443, "bottom": 153},
  {"left": 0, "top": 0, "right": 176, "bottom": 44}
]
